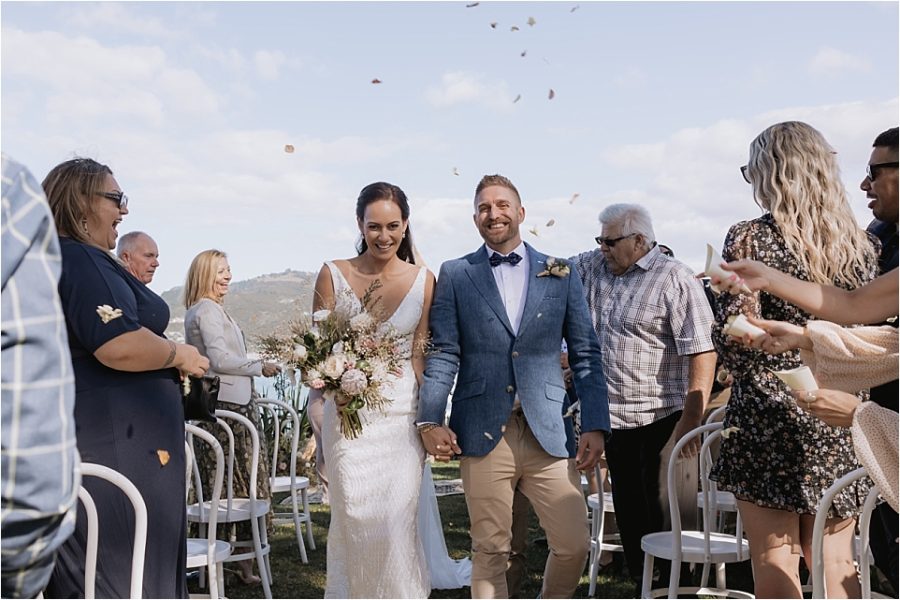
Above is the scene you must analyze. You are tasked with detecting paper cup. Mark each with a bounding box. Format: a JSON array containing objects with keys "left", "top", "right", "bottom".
[
  {"left": 724, "top": 314, "right": 767, "bottom": 341},
  {"left": 771, "top": 366, "right": 818, "bottom": 391},
  {"left": 706, "top": 244, "right": 752, "bottom": 294}
]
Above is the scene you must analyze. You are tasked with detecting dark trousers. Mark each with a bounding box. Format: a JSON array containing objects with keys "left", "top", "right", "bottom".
[
  {"left": 605, "top": 411, "right": 681, "bottom": 580},
  {"left": 870, "top": 502, "right": 899, "bottom": 594}
]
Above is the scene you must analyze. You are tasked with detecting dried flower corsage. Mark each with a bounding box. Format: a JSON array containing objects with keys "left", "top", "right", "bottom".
[
  {"left": 96, "top": 304, "right": 123, "bottom": 323},
  {"left": 536, "top": 257, "right": 570, "bottom": 278}
]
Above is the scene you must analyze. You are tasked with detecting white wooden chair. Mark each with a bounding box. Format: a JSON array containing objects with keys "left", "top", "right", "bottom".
[
  {"left": 698, "top": 405, "right": 738, "bottom": 533},
  {"left": 639, "top": 422, "right": 752, "bottom": 599},
  {"left": 79, "top": 462, "right": 148, "bottom": 599},
  {"left": 586, "top": 464, "right": 623, "bottom": 597},
  {"left": 185, "top": 424, "right": 233, "bottom": 599},
  {"left": 257, "top": 397, "right": 315, "bottom": 563},
  {"left": 811, "top": 467, "right": 886, "bottom": 599},
  {"left": 186, "top": 410, "right": 272, "bottom": 599}
]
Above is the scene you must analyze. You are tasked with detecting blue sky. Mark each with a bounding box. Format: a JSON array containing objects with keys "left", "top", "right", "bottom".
[{"left": 3, "top": 1, "right": 898, "bottom": 293}]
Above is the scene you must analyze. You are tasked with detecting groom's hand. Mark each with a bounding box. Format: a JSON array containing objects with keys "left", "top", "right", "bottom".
[
  {"left": 421, "top": 426, "right": 461, "bottom": 462},
  {"left": 575, "top": 430, "right": 605, "bottom": 471}
]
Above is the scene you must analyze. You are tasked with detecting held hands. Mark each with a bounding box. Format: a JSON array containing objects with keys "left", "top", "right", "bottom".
[
  {"left": 261, "top": 362, "right": 282, "bottom": 377},
  {"left": 175, "top": 343, "right": 209, "bottom": 378},
  {"left": 793, "top": 388, "right": 860, "bottom": 428},
  {"left": 575, "top": 430, "right": 605, "bottom": 471},
  {"left": 420, "top": 426, "right": 461, "bottom": 462}
]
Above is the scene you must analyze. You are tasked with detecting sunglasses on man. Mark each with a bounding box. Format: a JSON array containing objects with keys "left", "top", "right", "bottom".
[{"left": 595, "top": 233, "right": 637, "bottom": 247}]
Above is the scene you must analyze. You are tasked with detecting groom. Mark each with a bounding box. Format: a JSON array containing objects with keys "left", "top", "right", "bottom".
[{"left": 418, "top": 174, "right": 610, "bottom": 599}]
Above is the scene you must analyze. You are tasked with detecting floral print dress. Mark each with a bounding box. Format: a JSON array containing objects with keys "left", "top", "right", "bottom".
[{"left": 709, "top": 214, "right": 877, "bottom": 518}]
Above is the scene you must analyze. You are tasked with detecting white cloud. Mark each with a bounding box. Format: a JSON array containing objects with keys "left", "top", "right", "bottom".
[
  {"left": 425, "top": 71, "right": 514, "bottom": 111},
  {"left": 809, "top": 47, "right": 871, "bottom": 76},
  {"left": 612, "top": 66, "right": 648, "bottom": 89},
  {"left": 65, "top": 3, "right": 173, "bottom": 38},
  {"left": 1, "top": 26, "right": 220, "bottom": 125},
  {"left": 254, "top": 50, "right": 287, "bottom": 81}
]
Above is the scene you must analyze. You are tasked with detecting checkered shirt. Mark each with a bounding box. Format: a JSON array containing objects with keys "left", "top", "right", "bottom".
[
  {"left": 1, "top": 154, "right": 79, "bottom": 599},
  {"left": 569, "top": 245, "right": 715, "bottom": 429}
]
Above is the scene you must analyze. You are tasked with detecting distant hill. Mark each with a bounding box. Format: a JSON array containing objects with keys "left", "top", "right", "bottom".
[{"left": 163, "top": 269, "right": 317, "bottom": 350}]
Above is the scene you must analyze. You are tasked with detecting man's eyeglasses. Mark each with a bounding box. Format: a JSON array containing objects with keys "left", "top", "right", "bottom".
[
  {"left": 740, "top": 165, "right": 751, "bottom": 184},
  {"left": 866, "top": 162, "right": 899, "bottom": 182},
  {"left": 97, "top": 191, "right": 128, "bottom": 210},
  {"left": 595, "top": 233, "right": 637, "bottom": 248}
]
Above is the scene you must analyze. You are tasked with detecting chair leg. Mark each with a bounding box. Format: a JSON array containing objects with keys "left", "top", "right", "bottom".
[
  {"left": 640, "top": 554, "right": 654, "bottom": 599},
  {"left": 250, "top": 514, "right": 273, "bottom": 599},
  {"left": 208, "top": 562, "right": 219, "bottom": 599},
  {"left": 302, "top": 488, "right": 315, "bottom": 550},
  {"left": 700, "top": 561, "right": 711, "bottom": 589},
  {"left": 292, "top": 488, "right": 308, "bottom": 563},
  {"left": 260, "top": 515, "right": 273, "bottom": 586},
  {"left": 715, "top": 561, "right": 726, "bottom": 590},
  {"left": 668, "top": 559, "right": 680, "bottom": 598},
  {"left": 588, "top": 504, "right": 601, "bottom": 597}
]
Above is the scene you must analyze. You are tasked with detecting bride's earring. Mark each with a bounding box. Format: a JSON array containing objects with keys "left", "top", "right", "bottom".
[
  {"left": 81, "top": 218, "right": 89, "bottom": 234},
  {"left": 402, "top": 231, "right": 407, "bottom": 239}
]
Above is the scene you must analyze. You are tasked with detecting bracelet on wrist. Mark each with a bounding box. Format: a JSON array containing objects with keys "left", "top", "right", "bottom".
[{"left": 417, "top": 423, "right": 440, "bottom": 434}]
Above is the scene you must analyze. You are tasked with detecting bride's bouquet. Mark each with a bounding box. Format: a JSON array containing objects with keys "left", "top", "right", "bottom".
[{"left": 259, "top": 281, "right": 405, "bottom": 439}]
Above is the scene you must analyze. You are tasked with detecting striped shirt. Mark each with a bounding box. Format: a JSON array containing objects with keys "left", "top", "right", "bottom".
[
  {"left": 1, "top": 154, "right": 79, "bottom": 599},
  {"left": 570, "top": 245, "right": 714, "bottom": 429}
]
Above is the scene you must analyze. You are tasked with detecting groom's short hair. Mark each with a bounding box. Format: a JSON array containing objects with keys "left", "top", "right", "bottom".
[{"left": 475, "top": 174, "right": 521, "bottom": 204}]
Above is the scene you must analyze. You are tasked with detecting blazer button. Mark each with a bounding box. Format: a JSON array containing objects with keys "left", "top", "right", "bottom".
[
  {"left": 506, "top": 385, "right": 515, "bottom": 393},
  {"left": 511, "top": 351, "right": 519, "bottom": 358}
]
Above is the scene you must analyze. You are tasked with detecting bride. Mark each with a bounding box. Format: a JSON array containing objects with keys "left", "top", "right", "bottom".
[{"left": 314, "top": 182, "right": 467, "bottom": 598}]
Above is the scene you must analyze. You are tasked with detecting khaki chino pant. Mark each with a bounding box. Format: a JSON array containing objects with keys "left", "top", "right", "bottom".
[{"left": 460, "top": 409, "right": 589, "bottom": 599}]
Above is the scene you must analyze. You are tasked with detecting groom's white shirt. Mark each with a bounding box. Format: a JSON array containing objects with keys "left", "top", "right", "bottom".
[{"left": 486, "top": 241, "right": 529, "bottom": 334}]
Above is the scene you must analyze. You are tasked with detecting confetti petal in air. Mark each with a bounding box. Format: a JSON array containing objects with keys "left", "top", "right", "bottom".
[
  {"left": 490, "top": 22, "right": 498, "bottom": 28},
  {"left": 371, "top": 78, "right": 382, "bottom": 84},
  {"left": 528, "top": 226, "right": 539, "bottom": 236},
  {"left": 157, "top": 449, "right": 170, "bottom": 466},
  {"left": 452, "top": 167, "right": 460, "bottom": 176},
  {"left": 546, "top": 219, "right": 555, "bottom": 227},
  {"left": 510, "top": 25, "right": 520, "bottom": 32},
  {"left": 513, "top": 94, "right": 522, "bottom": 103},
  {"left": 520, "top": 50, "right": 527, "bottom": 57},
  {"left": 483, "top": 432, "right": 493, "bottom": 440},
  {"left": 466, "top": 2, "right": 480, "bottom": 7},
  {"left": 527, "top": 16, "right": 536, "bottom": 26},
  {"left": 571, "top": 4, "right": 580, "bottom": 12},
  {"left": 569, "top": 193, "right": 580, "bottom": 204},
  {"left": 284, "top": 144, "right": 295, "bottom": 153},
  {"left": 548, "top": 88, "right": 556, "bottom": 100}
]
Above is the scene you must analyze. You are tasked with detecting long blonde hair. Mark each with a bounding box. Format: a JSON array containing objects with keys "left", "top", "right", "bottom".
[
  {"left": 183, "top": 249, "right": 227, "bottom": 308},
  {"left": 42, "top": 157, "right": 113, "bottom": 245},
  {"left": 747, "top": 121, "right": 876, "bottom": 287}
]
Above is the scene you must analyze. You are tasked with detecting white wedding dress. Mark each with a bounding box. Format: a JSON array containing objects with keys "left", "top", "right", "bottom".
[{"left": 323, "top": 262, "right": 431, "bottom": 598}]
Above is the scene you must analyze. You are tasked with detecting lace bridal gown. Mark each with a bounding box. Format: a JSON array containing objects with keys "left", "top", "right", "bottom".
[{"left": 323, "top": 262, "right": 430, "bottom": 599}]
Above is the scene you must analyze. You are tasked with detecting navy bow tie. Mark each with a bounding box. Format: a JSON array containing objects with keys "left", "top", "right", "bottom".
[{"left": 489, "top": 252, "right": 523, "bottom": 267}]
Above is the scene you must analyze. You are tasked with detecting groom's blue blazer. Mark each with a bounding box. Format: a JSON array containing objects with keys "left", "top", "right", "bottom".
[{"left": 418, "top": 243, "right": 610, "bottom": 458}]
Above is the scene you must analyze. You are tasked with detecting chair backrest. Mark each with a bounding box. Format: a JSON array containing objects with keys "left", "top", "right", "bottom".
[
  {"left": 698, "top": 424, "right": 745, "bottom": 561},
  {"left": 811, "top": 466, "right": 876, "bottom": 599},
  {"left": 666, "top": 422, "right": 723, "bottom": 560},
  {"left": 705, "top": 404, "right": 728, "bottom": 425},
  {"left": 184, "top": 424, "right": 226, "bottom": 599},
  {"left": 79, "top": 462, "right": 148, "bottom": 599},
  {"left": 257, "top": 398, "right": 301, "bottom": 488}
]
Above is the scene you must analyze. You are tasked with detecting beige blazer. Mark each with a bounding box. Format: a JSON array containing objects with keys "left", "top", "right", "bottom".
[{"left": 184, "top": 298, "right": 262, "bottom": 406}]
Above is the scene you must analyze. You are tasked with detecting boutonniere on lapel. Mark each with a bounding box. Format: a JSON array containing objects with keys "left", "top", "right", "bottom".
[{"left": 536, "top": 257, "right": 570, "bottom": 278}]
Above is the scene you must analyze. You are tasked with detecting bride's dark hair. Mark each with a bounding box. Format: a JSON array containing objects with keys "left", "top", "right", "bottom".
[{"left": 355, "top": 182, "right": 416, "bottom": 264}]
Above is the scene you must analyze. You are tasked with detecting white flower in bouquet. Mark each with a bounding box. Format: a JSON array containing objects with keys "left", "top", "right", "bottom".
[
  {"left": 322, "top": 354, "right": 347, "bottom": 379},
  {"left": 349, "top": 312, "right": 375, "bottom": 332},
  {"left": 340, "top": 368, "right": 369, "bottom": 395},
  {"left": 305, "top": 367, "right": 322, "bottom": 381},
  {"left": 312, "top": 309, "right": 332, "bottom": 322},
  {"left": 332, "top": 341, "right": 345, "bottom": 354},
  {"left": 291, "top": 344, "right": 308, "bottom": 363}
]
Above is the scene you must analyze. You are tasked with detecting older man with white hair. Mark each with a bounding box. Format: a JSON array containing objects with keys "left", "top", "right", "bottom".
[
  {"left": 569, "top": 203, "right": 717, "bottom": 585},
  {"left": 116, "top": 231, "right": 159, "bottom": 284}
]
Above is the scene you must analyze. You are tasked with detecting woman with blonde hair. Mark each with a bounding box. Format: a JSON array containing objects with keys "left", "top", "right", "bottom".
[
  {"left": 709, "top": 121, "right": 879, "bottom": 598},
  {"left": 183, "top": 249, "right": 280, "bottom": 585}
]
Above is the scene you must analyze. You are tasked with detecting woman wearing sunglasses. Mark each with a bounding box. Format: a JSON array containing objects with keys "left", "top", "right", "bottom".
[
  {"left": 710, "top": 122, "right": 879, "bottom": 599},
  {"left": 41, "top": 157, "right": 208, "bottom": 598}
]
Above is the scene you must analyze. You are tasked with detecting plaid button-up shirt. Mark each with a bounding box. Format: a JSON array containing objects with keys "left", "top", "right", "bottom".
[
  {"left": 570, "top": 245, "right": 715, "bottom": 430},
  {"left": 1, "top": 154, "right": 79, "bottom": 599}
]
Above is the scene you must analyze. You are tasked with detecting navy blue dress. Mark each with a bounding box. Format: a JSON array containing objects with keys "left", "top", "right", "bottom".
[{"left": 47, "top": 238, "right": 187, "bottom": 599}]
